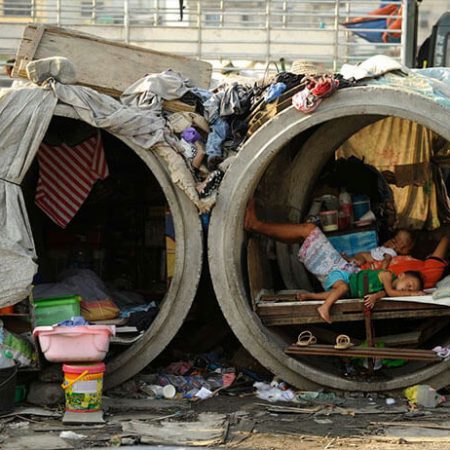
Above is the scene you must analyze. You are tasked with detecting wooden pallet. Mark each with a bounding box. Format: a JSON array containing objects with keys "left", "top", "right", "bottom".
[
  {"left": 285, "top": 344, "right": 440, "bottom": 362},
  {"left": 13, "top": 25, "right": 212, "bottom": 96},
  {"left": 257, "top": 296, "right": 450, "bottom": 326}
]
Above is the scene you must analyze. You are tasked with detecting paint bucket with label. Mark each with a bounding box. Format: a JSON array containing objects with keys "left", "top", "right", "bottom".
[{"left": 62, "top": 362, "right": 105, "bottom": 412}]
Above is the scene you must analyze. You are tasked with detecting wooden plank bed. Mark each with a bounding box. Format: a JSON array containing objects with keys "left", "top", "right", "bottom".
[{"left": 256, "top": 294, "right": 450, "bottom": 326}]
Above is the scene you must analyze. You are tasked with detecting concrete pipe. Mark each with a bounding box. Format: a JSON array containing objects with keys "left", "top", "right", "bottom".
[
  {"left": 38, "top": 106, "right": 203, "bottom": 389},
  {"left": 209, "top": 85, "right": 450, "bottom": 392}
]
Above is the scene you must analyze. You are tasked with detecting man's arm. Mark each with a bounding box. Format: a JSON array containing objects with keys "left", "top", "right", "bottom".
[{"left": 429, "top": 236, "right": 449, "bottom": 259}]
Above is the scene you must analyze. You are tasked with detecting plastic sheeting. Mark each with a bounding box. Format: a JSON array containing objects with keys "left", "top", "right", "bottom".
[{"left": 0, "top": 86, "right": 57, "bottom": 307}]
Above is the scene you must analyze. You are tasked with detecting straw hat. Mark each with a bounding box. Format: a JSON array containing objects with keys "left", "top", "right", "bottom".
[{"left": 290, "top": 59, "right": 328, "bottom": 76}]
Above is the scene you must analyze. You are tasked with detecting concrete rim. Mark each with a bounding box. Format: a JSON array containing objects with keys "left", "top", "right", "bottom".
[
  {"left": 209, "top": 86, "right": 450, "bottom": 392},
  {"left": 50, "top": 105, "right": 203, "bottom": 388}
]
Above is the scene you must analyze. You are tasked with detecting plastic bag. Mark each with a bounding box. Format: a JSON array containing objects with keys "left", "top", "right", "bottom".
[
  {"left": 81, "top": 299, "right": 119, "bottom": 321},
  {"left": 404, "top": 384, "right": 446, "bottom": 408},
  {"left": 0, "top": 320, "right": 36, "bottom": 367}
]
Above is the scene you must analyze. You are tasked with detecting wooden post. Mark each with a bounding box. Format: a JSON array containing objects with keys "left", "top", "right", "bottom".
[{"left": 364, "top": 305, "right": 375, "bottom": 374}]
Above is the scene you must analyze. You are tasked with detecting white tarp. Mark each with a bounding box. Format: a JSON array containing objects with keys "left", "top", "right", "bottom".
[
  {"left": 383, "top": 295, "right": 450, "bottom": 307},
  {"left": 0, "top": 86, "right": 57, "bottom": 306}
]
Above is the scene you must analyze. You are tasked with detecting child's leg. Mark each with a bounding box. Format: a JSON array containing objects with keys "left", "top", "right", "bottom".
[
  {"left": 296, "top": 291, "right": 329, "bottom": 301},
  {"left": 317, "top": 280, "right": 349, "bottom": 324}
]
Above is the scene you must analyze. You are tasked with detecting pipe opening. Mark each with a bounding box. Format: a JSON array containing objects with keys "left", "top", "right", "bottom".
[
  {"left": 17, "top": 114, "right": 202, "bottom": 387},
  {"left": 246, "top": 113, "right": 450, "bottom": 385}
]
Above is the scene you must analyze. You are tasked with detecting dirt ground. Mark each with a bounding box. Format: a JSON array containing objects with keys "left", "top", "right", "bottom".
[
  {"left": 194, "top": 395, "right": 450, "bottom": 449},
  {"left": 4, "top": 394, "right": 450, "bottom": 450}
]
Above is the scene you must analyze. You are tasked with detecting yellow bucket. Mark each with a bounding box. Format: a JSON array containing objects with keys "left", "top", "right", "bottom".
[{"left": 62, "top": 362, "right": 105, "bottom": 412}]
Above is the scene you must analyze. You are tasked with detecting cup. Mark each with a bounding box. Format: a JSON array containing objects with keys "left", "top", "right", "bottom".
[
  {"left": 359, "top": 210, "right": 376, "bottom": 222},
  {"left": 319, "top": 210, "right": 338, "bottom": 232},
  {"left": 148, "top": 385, "right": 164, "bottom": 398},
  {"left": 163, "top": 384, "right": 177, "bottom": 399}
]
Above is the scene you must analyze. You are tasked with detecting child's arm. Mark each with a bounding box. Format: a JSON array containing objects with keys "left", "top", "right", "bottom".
[
  {"left": 351, "top": 252, "right": 374, "bottom": 267},
  {"left": 380, "top": 253, "right": 393, "bottom": 270},
  {"left": 364, "top": 291, "right": 386, "bottom": 309},
  {"left": 379, "top": 271, "right": 424, "bottom": 297}
]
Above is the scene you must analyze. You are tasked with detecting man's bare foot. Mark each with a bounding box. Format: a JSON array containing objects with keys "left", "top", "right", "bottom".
[
  {"left": 317, "top": 305, "right": 332, "bottom": 324},
  {"left": 244, "top": 198, "right": 259, "bottom": 232}
]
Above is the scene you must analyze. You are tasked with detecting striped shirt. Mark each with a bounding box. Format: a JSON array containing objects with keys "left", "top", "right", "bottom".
[{"left": 35, "top": 132, "right": 109, "bottom": 228}]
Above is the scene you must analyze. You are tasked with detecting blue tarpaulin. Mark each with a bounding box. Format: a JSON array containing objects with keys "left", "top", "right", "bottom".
[{"left": 342, "top": 1, "right": 402, "bottom": 44}]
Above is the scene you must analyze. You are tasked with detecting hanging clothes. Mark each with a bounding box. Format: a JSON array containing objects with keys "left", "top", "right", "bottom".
[
  {"left": 337, "top": 117, "right": 439, "bottom": 230},
  {"left": 35, "top": 131, "right": 109, "bottom": 228}
]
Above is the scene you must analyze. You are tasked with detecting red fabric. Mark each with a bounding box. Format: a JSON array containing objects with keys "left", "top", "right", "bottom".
[
  {"left": 35, "top": 132, "right": 108, "bottom": 228},
  {"left": 361, "top": 256, "right": 447, "bottom": 289}
]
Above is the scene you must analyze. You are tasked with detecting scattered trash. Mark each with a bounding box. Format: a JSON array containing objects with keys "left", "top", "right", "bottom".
[
  {"left": 8, "top": 421, "right": 29, "bottom": 429},
  {"left": 195, "top": 386, "right": 214, "bottom": 400},
  {"left": 313, "top": 418, "right": 333, "bottom": 424},
  {"left": 59, "top": 430, "right": 87, "bottom": 440},
  {"left": 432, "top": 346, "right": 450, "bottom": 358},
  {"left": 404, "top": 385, "right": 446, "bottom": 408},
  {"left": 121, "top": 412, "right": 228, "bottom": 446},
  {"left": 296, "top": 391, "right": 344, "bottom": 405},
  {"left": 253, "top": 381, "right": 295, "bottom": 402},
  {"left": 385, "top": 398, "right": 396, "bottom": 405}
]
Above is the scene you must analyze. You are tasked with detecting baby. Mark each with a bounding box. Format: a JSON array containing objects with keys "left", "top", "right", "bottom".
[{"left": 348, "top": 230, "right": 414, "bottom": 270}]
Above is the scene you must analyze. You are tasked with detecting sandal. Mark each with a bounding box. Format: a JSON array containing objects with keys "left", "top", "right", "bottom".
[
  {"left": 296, "top": 330, "right": 317, "bottom": 347},
  {"left": 334, "top": 334, "right": 353, "bottom": 350}
]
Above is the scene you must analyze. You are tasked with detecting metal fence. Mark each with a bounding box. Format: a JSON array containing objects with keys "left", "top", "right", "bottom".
[{"left": 0, "top": 0, "right": 444, "bottom": 85}]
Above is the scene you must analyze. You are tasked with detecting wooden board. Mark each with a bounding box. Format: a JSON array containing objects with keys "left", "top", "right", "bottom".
[
  {"left": 247, "top": 238, "right": 273, "bottom": 310},
  {"left": 285, "top": 344, "right": 441, "bottom": 362},
  {"left": 257, "top": 297, "right": 450, "bottom": 326},
  {"left": 13, "top": 25, "right": 212, "bottom": 96}
]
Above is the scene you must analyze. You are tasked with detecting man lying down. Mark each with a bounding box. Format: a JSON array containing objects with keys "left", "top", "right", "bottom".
[{"left": 244, "top": 199, "right": 449, "bottom": 324}]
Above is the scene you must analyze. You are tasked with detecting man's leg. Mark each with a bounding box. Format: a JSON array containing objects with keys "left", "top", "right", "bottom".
[
  {"left": 430, "top": 236, "right": 449, "bottom": 259},
  {"left": 245, "top": 199, "right": 315, "bottom": 244},
  {"left": 317, "top": 280, "right": 349, "bottom": 324}
]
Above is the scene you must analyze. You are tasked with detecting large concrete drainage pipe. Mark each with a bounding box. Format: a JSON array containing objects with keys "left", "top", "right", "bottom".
[
  {"left": 43, "top": 106, "right": 203, "bottom": 389},
  {"left": 208, "top": 86, "right": 450, "bottom": 392}
]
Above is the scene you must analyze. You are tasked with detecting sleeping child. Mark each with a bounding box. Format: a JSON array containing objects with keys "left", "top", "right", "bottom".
[
  {"left": 347, "top": 229, "right": 414, "bottom": 269},
  {"left": 296, "top": 268, "right": 423, "bottom": 323},
  {"left": 244, "top": 199, "right": 424, "bottom": 323}
]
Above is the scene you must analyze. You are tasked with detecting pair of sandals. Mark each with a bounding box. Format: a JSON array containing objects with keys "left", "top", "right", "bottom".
[{"left": 297, "top": 330, "right": 353, "bottom": 349}]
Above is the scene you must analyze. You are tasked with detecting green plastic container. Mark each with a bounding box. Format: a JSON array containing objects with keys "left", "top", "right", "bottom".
[
  {"left": 14, "top": 384, "right": 27, "bottom": 404},
  {"left": 34, "top": 296, "right": 81, "bottom": 327}
]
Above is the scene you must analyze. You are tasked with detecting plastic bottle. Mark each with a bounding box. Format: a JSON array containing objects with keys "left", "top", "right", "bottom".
[
  {"left": 339, "top": 188, "right": 353, "bottom": 229},
  {"left": 306, "top": 198, "right": 322, "bottom": 225}
]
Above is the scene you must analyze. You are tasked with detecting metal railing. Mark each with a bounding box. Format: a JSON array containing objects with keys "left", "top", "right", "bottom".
[{"left": 0, "top": 0, "right": 446, "bottom": 84}]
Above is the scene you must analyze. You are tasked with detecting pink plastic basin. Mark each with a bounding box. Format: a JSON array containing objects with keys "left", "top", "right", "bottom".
[{"left": 33, "top": 325, "right": 115, "bottom": 362}]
